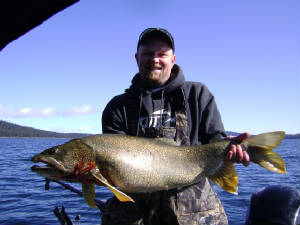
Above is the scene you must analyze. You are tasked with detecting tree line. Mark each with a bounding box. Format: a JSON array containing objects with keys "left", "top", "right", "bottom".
[{"left": 0, "top": 120, "right": 91, "bottom": 138}]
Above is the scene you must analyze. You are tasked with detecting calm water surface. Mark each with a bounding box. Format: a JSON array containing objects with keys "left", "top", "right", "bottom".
[{"left": 0, "top": 138, "right": 299, "bottom": 225}]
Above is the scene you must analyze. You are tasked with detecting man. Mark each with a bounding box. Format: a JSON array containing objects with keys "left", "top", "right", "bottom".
[{"left": 101, "top": 28, "right": 250, "bottom": 225}]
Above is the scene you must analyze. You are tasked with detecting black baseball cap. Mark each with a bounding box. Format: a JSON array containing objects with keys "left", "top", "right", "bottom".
[{"left": 137, "top": 28, "right": 175, "bottom": 51}]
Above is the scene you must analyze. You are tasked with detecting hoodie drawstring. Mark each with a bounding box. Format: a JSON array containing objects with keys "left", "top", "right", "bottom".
[
  {"left": 136, "top": 92, "right": 143, "bottom": 136},
  {"left": 159, "top": 90, "right": 164, "bottom": 129}
]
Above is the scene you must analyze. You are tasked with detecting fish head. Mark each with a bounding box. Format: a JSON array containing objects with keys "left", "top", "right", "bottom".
[{"left": 31, "top": 139, "right": 97, "bottom": 183}]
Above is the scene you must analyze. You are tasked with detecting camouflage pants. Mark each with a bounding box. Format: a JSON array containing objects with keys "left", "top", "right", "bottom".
[{"left": 101, "top": 179, "right": 228, "bottom": 225}]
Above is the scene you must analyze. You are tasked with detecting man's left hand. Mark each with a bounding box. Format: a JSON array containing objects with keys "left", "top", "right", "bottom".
[{"left": 225, "top": 132, "right": 250, "bottom": 167}]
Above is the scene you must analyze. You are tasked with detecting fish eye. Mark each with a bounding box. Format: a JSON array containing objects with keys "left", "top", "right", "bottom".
[{"left": 49, "top": 148, "right": 59, "bottom": 155}]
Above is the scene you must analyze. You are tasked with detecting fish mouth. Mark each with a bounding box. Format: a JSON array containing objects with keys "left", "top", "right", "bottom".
[
  {"left": 31, "top": 164, "right": 81, "bottom": 182},
  {"left": 31, "top": 156, "right": 98, "bottom": 184},
  {"left": 31, "top": 156, "right": 78, "bottom": 182},
  {"left": 31, "top": 155, "right": 67, "bottom": 173}
]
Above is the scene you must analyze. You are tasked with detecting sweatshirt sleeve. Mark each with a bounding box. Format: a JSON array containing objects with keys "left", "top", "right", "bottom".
[
  {"left": 195, "top": 84, "right": 227, "bottom": 144},
  {"left": 102, "top": 96, "right": 126, "bottom": 135},
  {"left": 200, "top": 95, "right": 227, "bottom": 143}
]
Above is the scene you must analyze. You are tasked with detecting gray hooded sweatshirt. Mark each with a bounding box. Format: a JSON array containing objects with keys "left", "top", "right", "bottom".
[{"left": 101, "top": 64, "right": 228, "bottom": 225}]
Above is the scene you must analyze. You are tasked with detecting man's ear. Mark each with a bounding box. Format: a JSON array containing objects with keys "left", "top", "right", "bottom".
[
  {"left": 135, "top": 52, "right": 138, "bottom": 64},
  {"left": 172, "top": 54, "right": 176, "bottom": 64}
]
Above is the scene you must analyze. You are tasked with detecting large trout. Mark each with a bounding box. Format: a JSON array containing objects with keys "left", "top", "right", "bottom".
[{"left": 31, "top": 131, "right": 286, "bottom": 208}]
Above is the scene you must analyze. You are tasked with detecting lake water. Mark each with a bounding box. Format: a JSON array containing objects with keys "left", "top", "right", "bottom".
[{"left": 0, "top": 137, "right": 299, "bottom": 225}]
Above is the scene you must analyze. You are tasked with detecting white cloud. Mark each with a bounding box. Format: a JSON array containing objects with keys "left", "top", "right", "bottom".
[
  {"left": 79, "top": 126, "right": 91, "bottom": 131},
  {"left": 20, "top": 107, "right": 32, "bottom": 114},
  {"left": 41, "top": 107, "right": 56, "bottom": 116},
  {"left": 64, "top": 105, "right": 95, "bottom": 116},
  {"left": 43, "top": 126, "right": 98, "bottom": 134},
  {"left": 0, "top": 104, "right": 95, "bottom": 118}
]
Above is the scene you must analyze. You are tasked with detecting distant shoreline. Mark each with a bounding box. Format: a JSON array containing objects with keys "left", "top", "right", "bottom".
[
  {"left": 1, "top": 120, "right": 299, "bottom": 139},
  {"left": 226, "top": 131, "right": 300, "bottom": 139},
  {"left": 0, "top": 120, "right": 91, "bottom": 139},
  {"left": 0, "top": 136, "right": 74, "bottom": 139},
  {"left": 284, "top": 135, "right": 300, "bottom": 139},
  {"left": 1, "top": 136, "right": 299, "bottom": 139}
]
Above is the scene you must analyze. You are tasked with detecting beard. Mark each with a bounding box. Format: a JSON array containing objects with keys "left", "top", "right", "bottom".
[
  {"left": 140, "top": 70, "right": 164, "bottom": 88},
  {"left": 139, "top": 66, "right": 171, "bottom": 88}
]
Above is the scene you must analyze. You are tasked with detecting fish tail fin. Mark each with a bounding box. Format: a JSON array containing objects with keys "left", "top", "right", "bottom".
[
  {"left": 209, "top": 161, "right": 238, "bottom": 194},
  {"left": 245, "top": 131, "right": 286, "bottom": 174},
  {"left": 82, "top": 183, "right": 97, "bottom": 208}
]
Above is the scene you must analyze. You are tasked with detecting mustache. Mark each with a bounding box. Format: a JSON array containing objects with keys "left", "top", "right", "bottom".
[{"left": 144, "top": 65, "right": 162, "bottom": 70}]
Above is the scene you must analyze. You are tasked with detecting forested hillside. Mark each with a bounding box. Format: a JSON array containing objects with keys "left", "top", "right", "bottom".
[{"left": 0, "top": 120, "right": 91, "bottom": 138}]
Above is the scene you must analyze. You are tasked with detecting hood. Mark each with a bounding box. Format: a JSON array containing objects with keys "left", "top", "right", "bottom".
[{"left": 124, "top": 64, "right": 185, "bottom": 133}]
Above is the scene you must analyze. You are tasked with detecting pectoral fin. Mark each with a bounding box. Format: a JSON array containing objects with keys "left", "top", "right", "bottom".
[
  {"left": 82, "top": 183, "right": 97, "bottom": 208},
  {"left": 92, "top": 173, "right": 134, "bottom": 202},
  {"left": 209, "top": 161, "right": 238, "bottom": 194}
]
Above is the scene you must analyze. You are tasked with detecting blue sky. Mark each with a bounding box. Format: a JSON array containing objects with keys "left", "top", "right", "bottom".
[{"left": 0, "top": 0, "right": 299, "bottom": 135}]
